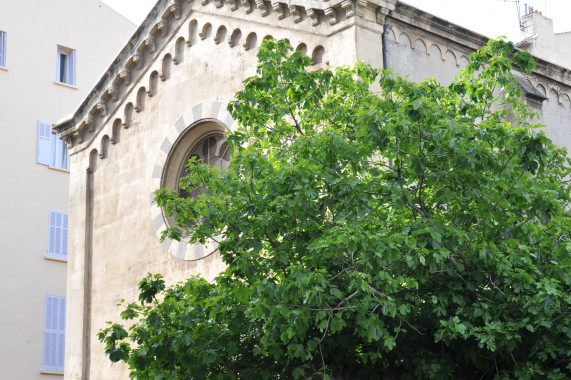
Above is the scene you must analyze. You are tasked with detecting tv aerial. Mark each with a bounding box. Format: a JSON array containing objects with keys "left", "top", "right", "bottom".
[{"left": 502, "top": 0, "right": 525, "bottom": 31}]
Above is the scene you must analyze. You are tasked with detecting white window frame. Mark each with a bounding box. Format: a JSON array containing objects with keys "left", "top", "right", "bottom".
[
  {"left": 48, "top": 211, "right": 68, "bottom": 260},
  {"left": 0, "top": 31, "right": 6, "bottom": 68},
  {"left": 43, "top": 296, "right": 66, "bottom": 372},
  {"left": 56, "top": 45, "right": 76, "bottom": 86}
]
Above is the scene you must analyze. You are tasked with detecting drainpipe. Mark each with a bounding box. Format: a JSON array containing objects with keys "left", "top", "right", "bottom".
[{"left": 382, "top": 22, "right": 392, "bottom": 71}]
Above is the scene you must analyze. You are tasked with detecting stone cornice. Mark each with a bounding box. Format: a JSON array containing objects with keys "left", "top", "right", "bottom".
[{"left": 54, "top": 0, "right": 398, "bottom": 151}]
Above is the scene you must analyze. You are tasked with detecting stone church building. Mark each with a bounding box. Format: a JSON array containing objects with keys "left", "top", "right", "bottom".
[{"left": 54, "top": 0, "right": 570, "bottom": 378}]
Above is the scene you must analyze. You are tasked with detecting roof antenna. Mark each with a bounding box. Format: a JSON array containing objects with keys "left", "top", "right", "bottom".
[{"left": 503, "top": 0, "right": 525, "bottom": 31}]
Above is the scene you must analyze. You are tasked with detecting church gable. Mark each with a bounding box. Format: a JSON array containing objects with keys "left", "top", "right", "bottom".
[{"left": 54, "top": 0, "right": 398, "bottom": 156}]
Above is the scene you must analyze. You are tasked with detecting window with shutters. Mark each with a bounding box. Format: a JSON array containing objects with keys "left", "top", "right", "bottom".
[
  {"left": 0, "top": 31, "right": 6, "bottom": 68},
  {"left": 37, "top": 121, "right": 69, "bottom": 170},
  {"left": 43, "top": 296, "right": 66, "bottom": 372},
  {"left": 56, "top": 45, "right": 76, "bottom": 86},
  {"left": 48, "top": 211, "right": 68, "bottom": 260}
]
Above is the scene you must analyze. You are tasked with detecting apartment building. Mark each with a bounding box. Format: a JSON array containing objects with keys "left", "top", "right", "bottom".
[{"left": 0, "top": 1, "right": 134, "bottom": 378}]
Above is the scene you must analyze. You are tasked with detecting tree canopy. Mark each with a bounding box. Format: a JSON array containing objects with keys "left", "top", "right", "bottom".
[{"left": 99, "top": 39, "right": 571, "bottom": 379}]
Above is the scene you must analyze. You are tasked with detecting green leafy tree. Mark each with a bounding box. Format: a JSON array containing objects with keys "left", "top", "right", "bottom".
[{"left": 99, "top": 39, "right": 571, "bottom": 379}]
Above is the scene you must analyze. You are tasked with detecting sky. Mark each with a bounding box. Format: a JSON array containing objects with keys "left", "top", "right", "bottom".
[{"left": 101, "top": 0, "right": 571, "bottom": 43}]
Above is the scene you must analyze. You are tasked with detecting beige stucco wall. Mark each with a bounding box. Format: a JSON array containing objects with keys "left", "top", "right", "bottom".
[{"left": 0, "top": 1, "right": 134, "bottom": 378}]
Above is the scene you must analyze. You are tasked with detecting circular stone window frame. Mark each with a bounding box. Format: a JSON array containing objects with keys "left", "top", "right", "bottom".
[{"left": 150, "top": 101, "right": 237, "bottom": 261}]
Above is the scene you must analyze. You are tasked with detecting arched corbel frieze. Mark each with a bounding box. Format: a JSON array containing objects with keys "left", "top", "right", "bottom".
[
  {"left": 390, "top": 25, "right": 402, "bottom": 44},
  {"left": 110, "top": 119, "right": 122, "bottom": 144},
  {"left": 312, "top": 46, "right": 325, "bottom": 65},
  {"left": 296, "top": 43, "right": 307, "bottom": 56},
  {"left": 161, "top": 54, "right": 172, "bottom": 80},
  {"left": 187, "top": 19, "right": 198, "bottom": 46},
  {"left": 148, "top": 71, "right": 159, "bottom": 96},
  {"left": 123, "top": 103, "right": 134, "bottom": 128},
  {"left": 173, "top": 37, "right": 186, "bottom": 64},
  {"left": 199, "top": 23, "right": 212, "bottom": 40},
  {"left": 398, "top": 31, "right": 412, "bottom": 48},
  {"left": 411, "top": 36, "right": 428, "bottom": 54},
  {"left": 444, "top": 49, "right": 459, "bottom": 67},
  {"left": 459, "top": 55, "right": 470, "bottom": 68},
  {"left": 228, "top": 29, "right": 242, "bottom": 47},
  {"left": 214, "top": 26, "right": 228, "bottom": 44},
  {"left": 135, "top": 87, "right": 147, "bottom": 112},
  {"left": 244, "top": 32, "right": 257, "bottom": 51},
  {"left": 88, "top": 149, "right": 98, "bottom": 173},
  {"left": 430, "top": 44, "right": 445, "bottom": 61},
  {"left": 99, "top": 135, "right": 110, "bottom": 159}
]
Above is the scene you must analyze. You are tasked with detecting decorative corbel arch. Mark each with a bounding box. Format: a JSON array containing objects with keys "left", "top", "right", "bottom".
[
  {"left": 228, "top": 29, "right": 242, "bottom": 47},
  {"left": 135, "top": 87, "right": 147, "bottom": 112},
  {"left": 187, "top": 19, "right": 198, "bottom": 46},
  {"left": 111, "top": 118, "right": 122, "bottom": 144},
  {"left": 311, "top": 46, "right": 325, "bottom": 65},
  {"left": 199, "top": 23, "right": 212, "bottom": 40},
  {"left": 214, "top": 25, "right": 228, "bottom": 45},
  {"left": 99, "top": 135, "right": 110, "bottom": 159},
  {"left": 244, "top": 32, "right": 257, "bottom": 51},
  {"left": 160, "top": 54, "right": 172, "bottom": 81},
  {"left": 173, "top": 37, "right": 186, "bottom": 64}
]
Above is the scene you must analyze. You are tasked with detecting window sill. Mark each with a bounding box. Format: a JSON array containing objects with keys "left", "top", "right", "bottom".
[
  {"left": 40, "top": 369, "right": 64, "bottom": 376},
  {"left": 53, "top": 81, "right": 78, "bottom": 90},
  {"left": 0, "top": 66, "right": 7, "bottom": 72},
  {"left": 45, "top": 255, "right": 67, "bottom": 263},
  {"left": 48, "top": 165, "right": 70, "bottom": 173}
]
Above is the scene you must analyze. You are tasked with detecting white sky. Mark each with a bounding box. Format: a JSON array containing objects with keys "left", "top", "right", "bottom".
[{"left": 101, "top": 0, "right": 571, "bottom": 43}]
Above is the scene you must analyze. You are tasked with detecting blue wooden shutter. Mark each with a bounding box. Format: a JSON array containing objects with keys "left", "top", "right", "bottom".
[
  {"left": 43, "top": 296, "right": 66, "bottom": 372},
  {"left": 48, "top": 211, "right": 68, "bottom": 259},
  {"left": 37, "top": 121, "right": 52, "bottom": 165}
]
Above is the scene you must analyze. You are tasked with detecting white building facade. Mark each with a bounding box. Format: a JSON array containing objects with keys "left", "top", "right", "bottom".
[{"left": 0, "top": 1, "right": 134, "bottom": 378}]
